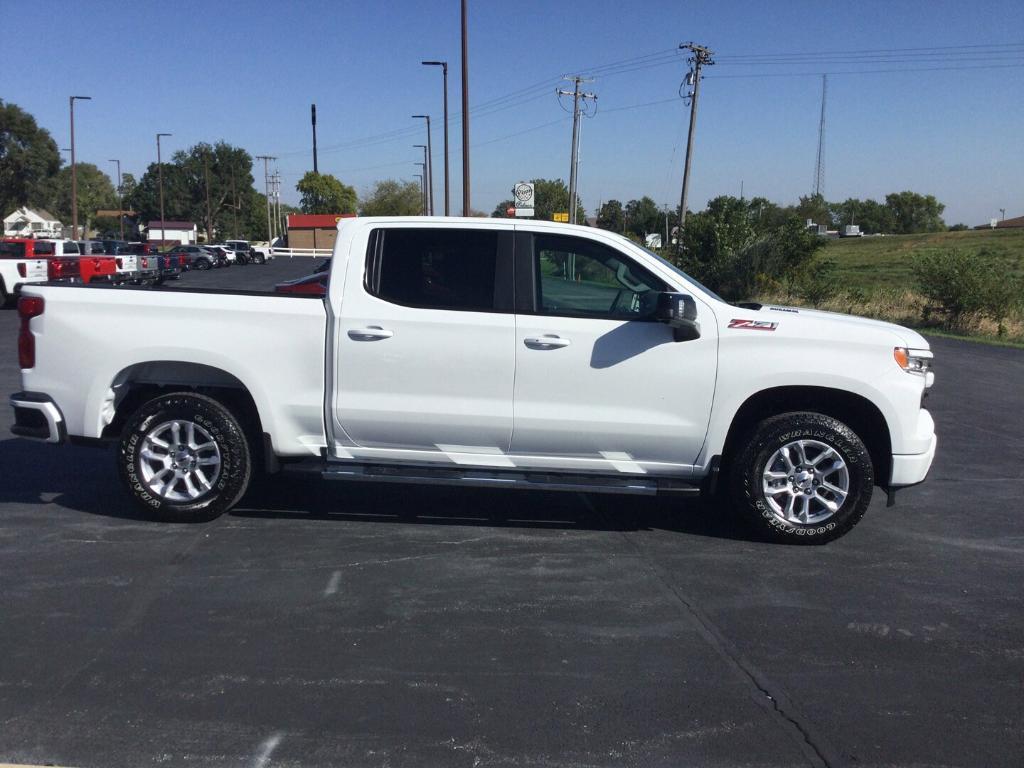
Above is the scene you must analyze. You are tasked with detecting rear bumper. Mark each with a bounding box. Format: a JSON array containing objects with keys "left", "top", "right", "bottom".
[
  {"left": 9, "top": 392, "right": 66, "bottom": 444},
  {"left": 889, "top": 432, "right": 937, "bottom": 487}
]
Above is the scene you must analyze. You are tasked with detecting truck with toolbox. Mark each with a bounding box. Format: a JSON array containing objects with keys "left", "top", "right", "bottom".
[{"left": 9, "top": 217, "right": 937, "bottom": 543}]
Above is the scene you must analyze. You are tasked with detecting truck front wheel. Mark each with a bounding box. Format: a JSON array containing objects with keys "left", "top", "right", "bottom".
[
  {"left": 119, "top": 392, "right": 252, "bottom": 522},
  {"left": 730, "top": 412, "right": 874, "bottom": 544}
]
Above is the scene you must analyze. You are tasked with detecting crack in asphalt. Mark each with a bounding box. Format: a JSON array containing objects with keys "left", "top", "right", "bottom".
[{"left": 578, "top": 493, "right": 842, "bottom": 768}]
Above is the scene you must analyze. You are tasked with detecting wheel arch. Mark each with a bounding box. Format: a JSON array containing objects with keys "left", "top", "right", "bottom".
[
  {"left": 103, "top": 361, "right": 273, "bottom": 471},
  {"left": 720, "top": 385, "right": 892, "bottom": 486}
]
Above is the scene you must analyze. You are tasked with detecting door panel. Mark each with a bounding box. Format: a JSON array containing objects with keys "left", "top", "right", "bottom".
[
  {"left": 511, "top": 231, "right": 717, "bottom": 470},
  {"left": 333, "top": 227, "right": 516, "bottom": 455}
]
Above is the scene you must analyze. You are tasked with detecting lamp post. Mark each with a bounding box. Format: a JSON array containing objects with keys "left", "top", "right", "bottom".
[
  {"left": 421, "top": 61, "right": 448, "bottom": 215},
  {"left": 413, "top": 173, "right": 424, "bottom": 215},
  {"left": 414, "top": 143, "right": 430, "bottom": 216},
  {"left": 460, "top": 0, "right": 470, "bottom": 215},
  {"left": 412, "top": 115, "right": 434, "bottom": 216},
  {"left": 108, "top": 159, "right": 124, "bottom": 240},
  {"left": 414, "top": 161, "right": 427, "bottom": 215},
  {"left": 69, "top": 96, "right": 91, "bottom": 239},
  {"left": 156, "top": 133, "right": 172, "bottom": 247}
]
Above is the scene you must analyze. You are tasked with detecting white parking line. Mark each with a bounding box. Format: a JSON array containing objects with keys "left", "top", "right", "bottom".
[
  {"left": 324, "top": 570, "right": 342, "bottom": 596},
  {"left": 252, "top": 733, "right": 283, "bottom": 768}
]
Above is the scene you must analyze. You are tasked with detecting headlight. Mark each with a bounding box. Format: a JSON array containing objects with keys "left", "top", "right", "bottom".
[{"left": 894, "top": 347, "right": 934, "bottom": 384}]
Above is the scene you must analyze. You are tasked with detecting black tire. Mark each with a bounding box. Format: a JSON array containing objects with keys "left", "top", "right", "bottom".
[
  {"left": 729, "top": 412, "right": 874, "bottom": 544},
  {"left": 119, "top": 392, "right": 252, "bottom": 522},
  {"left": 196, "top": 258, "right": 212, "bottom": 270},
  {"left": 254, "top": 253, "right": 265, "bottom": 265},
  {"left": 0, "top": 278, "right": 9, "bottom": 308}
]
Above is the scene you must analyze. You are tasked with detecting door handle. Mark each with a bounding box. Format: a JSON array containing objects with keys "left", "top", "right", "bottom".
[
  {"left": 348, "top": 326, "right": 394, "bottom": 341},
  {"left": 524, "top": 335, "right": 570, "bottom": 349}
]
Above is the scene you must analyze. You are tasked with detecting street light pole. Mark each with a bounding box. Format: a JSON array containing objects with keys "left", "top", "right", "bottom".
[
  {"left": 69, "top": 96, "right": 91, "bottom": 239},
  {"left": 413, "top": 115, "right": 434, "bottom": 215},
  {"left": 108, "top": 159, "right": 123, "bottom": 240},
  {"left": 413, "top": 173, "right": 424, "bottom": 215},
  {"left": 422, "top": 61, "right": 449, "bottom": 215},
  {"left": 156, "top": 133, "right": 172, "bottom": 247},
  {"left": 414, "top": 159, "right": 427, "bottom": 215},
  {"left": 460, "top": 0, "right": 470, "bottom": 215}
]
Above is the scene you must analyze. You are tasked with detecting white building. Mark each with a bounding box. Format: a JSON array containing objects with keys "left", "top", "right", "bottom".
[
  {"left": 3, "top": 207, "right": 63, "bottom": 238},
  {"left": 147, "top": 221, "right": 198, "bottom": 245}
]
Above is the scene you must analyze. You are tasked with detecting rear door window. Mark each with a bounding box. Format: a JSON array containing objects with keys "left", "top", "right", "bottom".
[
  {"left": 0, "top": 242, "right": 26, "bottom": 258},
  {"left": 366, "top": 228, "right": 503, "bottom": 312}
]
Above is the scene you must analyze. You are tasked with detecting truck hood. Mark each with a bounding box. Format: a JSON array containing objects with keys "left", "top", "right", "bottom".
[{"left": 752, "top": 304, "right": 930, "bottom": 348}]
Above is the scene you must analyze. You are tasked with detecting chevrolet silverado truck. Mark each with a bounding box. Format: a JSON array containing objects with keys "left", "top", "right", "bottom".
[
  {"left": 0, "top": 240, "right": 48, "bottom": 305},
  {"left": 9, "top": 217, "right": 936, "bottom": 543}
]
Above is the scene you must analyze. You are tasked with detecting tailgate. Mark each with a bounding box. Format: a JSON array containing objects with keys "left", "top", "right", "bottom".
[{"left": 21, "top": 259, "right": 48, "bottom": 281}]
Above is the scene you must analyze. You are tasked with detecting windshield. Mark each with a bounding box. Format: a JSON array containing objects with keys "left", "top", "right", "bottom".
[{"left": 631, "top": 242, "right": 726, "bottom": 303}]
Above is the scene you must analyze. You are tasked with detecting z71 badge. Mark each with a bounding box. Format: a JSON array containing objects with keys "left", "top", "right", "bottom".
[{"left": 728, "top": 318, "right": 778, "bottom": 331}]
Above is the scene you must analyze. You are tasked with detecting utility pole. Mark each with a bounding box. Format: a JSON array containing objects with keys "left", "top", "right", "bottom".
[
  {"left": 274, "top": 172, "right": 283, "bottom": 238},
  {"left": 108, "top": 159, "right": 124, "bottom": 240},
  {"left": 557, "top": 76, "right": 596, "bottom": 225},
  {"left": 414, "top": 160, "right": 427, "bottom": 214},
  {"left": 422, "top": 61, "right": 449, "bottom": 215},
  {"left": 414, "top": 173, "right": 424, "bottom": 214},
  {"left": 255, "top": 155, "right": 275, "bottom": 243},
  {"left": 203, "top": 153, "right": 213, "bottom": 243},
  {"left": 460, "top": 0, "right": 471, "bottom": 215},
  {"left": 156, "top": 133, "right": 172, "bottom": 247},
  {"left": 311, "top": 104, "right": 319, "bottom": 174},
  {"left": 677, "top": 42, "right": 714, "bottom": 241},
  {"left": 230, "top": 168, "right": 239, "bottom": 239},
  {"left": 414, "top": 143, "right": 430, "bottom": 215},
  {"left": 999, "top": 208, "right": 1006, "bottom": 221},
  {"left": 69, "top": 96, "right": 91, "bottom": 239},
  {"left": 413, "top": 115, "right": 434, "bottom": 215},
  {"left": 813, "top": 74, "right": 827, "bottom": 198}
]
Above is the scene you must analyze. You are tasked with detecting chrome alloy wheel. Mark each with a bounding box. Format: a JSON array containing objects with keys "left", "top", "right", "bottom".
[
  {"left": 139, "top": 420, "right": 222, "bottom": 502},
  {"left": 761, "top": 439, "right": 850, "bottom": 525}
]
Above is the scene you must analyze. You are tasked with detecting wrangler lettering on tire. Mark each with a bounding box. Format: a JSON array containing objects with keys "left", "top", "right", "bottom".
[
  {"left": 730, "top": 412, "right": 874, "bottom": 543},
  {"left": 119, "top": 392, "right": 252, "bottom": 522}
]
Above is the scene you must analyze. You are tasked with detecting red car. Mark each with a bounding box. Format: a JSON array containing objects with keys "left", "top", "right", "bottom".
[{"left": 274, "top": 271, "right": 328, "bottom": 296}]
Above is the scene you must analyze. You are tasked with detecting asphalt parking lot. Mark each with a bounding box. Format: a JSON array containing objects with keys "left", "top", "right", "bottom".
[{"left": 1, "top": 269, "right": 1022, "bottom": 767}]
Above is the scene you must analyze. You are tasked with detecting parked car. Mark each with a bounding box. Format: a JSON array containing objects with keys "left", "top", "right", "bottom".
[
  {"left": 201, "top": 246, "right": 229, "bottom": 269},
  {"left": 0, "top": 239, "right": 48, "bottom": 305},
  {"left": 102, "top": 241, "right": 158, "bottom": 284},
  {"left": 166, "top": 245, "right": 215, "bottom": 271},
  {"left": 10, "top": 217, "right": 937, "bottom": 543},
  {"left": 248, "top": 238, "right": 280, "bottom": 263},
  {"left": 224, "top": 239, "right": 266, "bottom": 264},
  {"left": 75, "top": 240, "right": 107, "bottom": 255},
  {"left": 274, "top": 271, "right": 328, "bottom": 296},
  {"left": 34, "top": 239, "right": 116, "bottom": 284},
  {"left": 205, "top": 245, "right": 235, "bottom": 266}
]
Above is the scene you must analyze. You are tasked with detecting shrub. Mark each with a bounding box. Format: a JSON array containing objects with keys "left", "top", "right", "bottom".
[
  {"left": 792, "top": 258, "right": 839, "bottom": 307},
  {"left": 911, "top": 249, "right": 988, "bottom": 328}
]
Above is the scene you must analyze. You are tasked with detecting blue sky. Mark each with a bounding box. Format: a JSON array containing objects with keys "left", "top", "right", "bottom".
[{"left": 4, "top": 0, "right": 1022, "bottom": 224}]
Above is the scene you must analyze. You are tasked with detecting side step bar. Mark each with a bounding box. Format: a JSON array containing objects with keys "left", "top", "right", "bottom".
[{"left": 321, "top": 462, "right": 701, "bottom": 497}]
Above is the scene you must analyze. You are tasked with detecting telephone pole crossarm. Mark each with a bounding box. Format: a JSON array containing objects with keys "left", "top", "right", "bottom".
[{"left": 558, "top": 76, "right": 597, "bottom": 225}]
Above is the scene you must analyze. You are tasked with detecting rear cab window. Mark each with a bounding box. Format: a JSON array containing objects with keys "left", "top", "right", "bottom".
[
  {"left": 365, "top": 228, "right": 512, "bottom": 312},
  {"left": 0, "top": 242, "right": 27, "bottom": 259}
]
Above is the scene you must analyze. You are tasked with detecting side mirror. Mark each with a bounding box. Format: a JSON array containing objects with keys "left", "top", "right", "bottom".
[{"left": 655, "top": 292, "right": 701, "bottom": 341}]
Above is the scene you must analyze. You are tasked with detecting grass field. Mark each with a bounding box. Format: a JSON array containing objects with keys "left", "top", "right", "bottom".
[
  {"left": 823, "top": 227, "right": 1024, "bottom": 290},
  {"left": 756, "top": 227, "right": 1024, "bottom": 345}
]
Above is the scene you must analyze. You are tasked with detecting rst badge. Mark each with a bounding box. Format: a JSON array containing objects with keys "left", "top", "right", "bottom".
[{"left": 728, "top": 318, "right": 778, "bottom": 331}]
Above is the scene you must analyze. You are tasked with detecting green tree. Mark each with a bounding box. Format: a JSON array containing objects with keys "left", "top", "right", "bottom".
[
  {"left": 795, "top": 193, "right": 831, "bottom": 227},
  {"left": 360, "top": 179, "right": 422, "bottom": 216},
  {"left": 40, "top": 163, "right": 118, "bottom": 235},
  {"left": 491, "top": 199, "right": 514, "bottom": 217},
  {"left": 885, "top": 191, "right": 946, "bottom": 234},
  {"left": 596, "top": 200, "right": 625, "bottom": 232},
  {"left": 128, "top": 142, "right": 261, "bottom": 240},
  {"left": 624, "top": 196, "right": 662, "bottom": 238},
  {"left": 0, "top": 100, "right": 61, "bottom": 216},
  {"left": 296, "top": 171, "right": 357, "bottom": 215}
]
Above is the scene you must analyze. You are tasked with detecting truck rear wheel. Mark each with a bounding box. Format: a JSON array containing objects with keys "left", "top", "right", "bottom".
[
  {"left": 730, "top": 412, "right": 874, "bottom": 544},
  {"left": 119, "top": 392, "right": 252, "bottom": 522}
]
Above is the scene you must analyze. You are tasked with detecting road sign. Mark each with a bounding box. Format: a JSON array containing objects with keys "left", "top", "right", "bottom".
[
  {"left": 513, "top": 182, "right": 534, "bottom": 218},
  {"left": 552, "top": 212, "right": 569, "bottom": 222}
]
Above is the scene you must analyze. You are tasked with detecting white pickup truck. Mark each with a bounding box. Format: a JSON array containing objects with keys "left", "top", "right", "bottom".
[
  {"left": 9, "top": 217, "right": 936, "bottom": 543},
  {"left": 0, "top": 241, "right": 48, "bottom": 305}
]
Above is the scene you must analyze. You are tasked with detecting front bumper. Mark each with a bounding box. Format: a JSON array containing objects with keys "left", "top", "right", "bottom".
[
  {"left": 890, "top": 432, "right": 937, "bottom": 487},
  {"left": 10, "top": 392, "right": 66, "bottom": 444}
]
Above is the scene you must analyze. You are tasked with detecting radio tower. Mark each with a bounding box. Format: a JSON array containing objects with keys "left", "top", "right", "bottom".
[{"left": 813, "top": 74, "right": 827, "bottom": 198}]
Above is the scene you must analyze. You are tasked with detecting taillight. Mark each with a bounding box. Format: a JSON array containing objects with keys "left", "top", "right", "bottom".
[
  {"left": 179, "top": 254, "right": 187, "bottom": 266},
  {"left": 17, "top": 295, "right": 44, "bottom": 369},
  {"left": 49, "top": 259, "right": 64, "bottom": 279},
  {"left": 17, "top": 263, "right": 27, "bottom": 278},
  {"left": 141, "top": 257, "right": 149, "bottom": 268}
]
